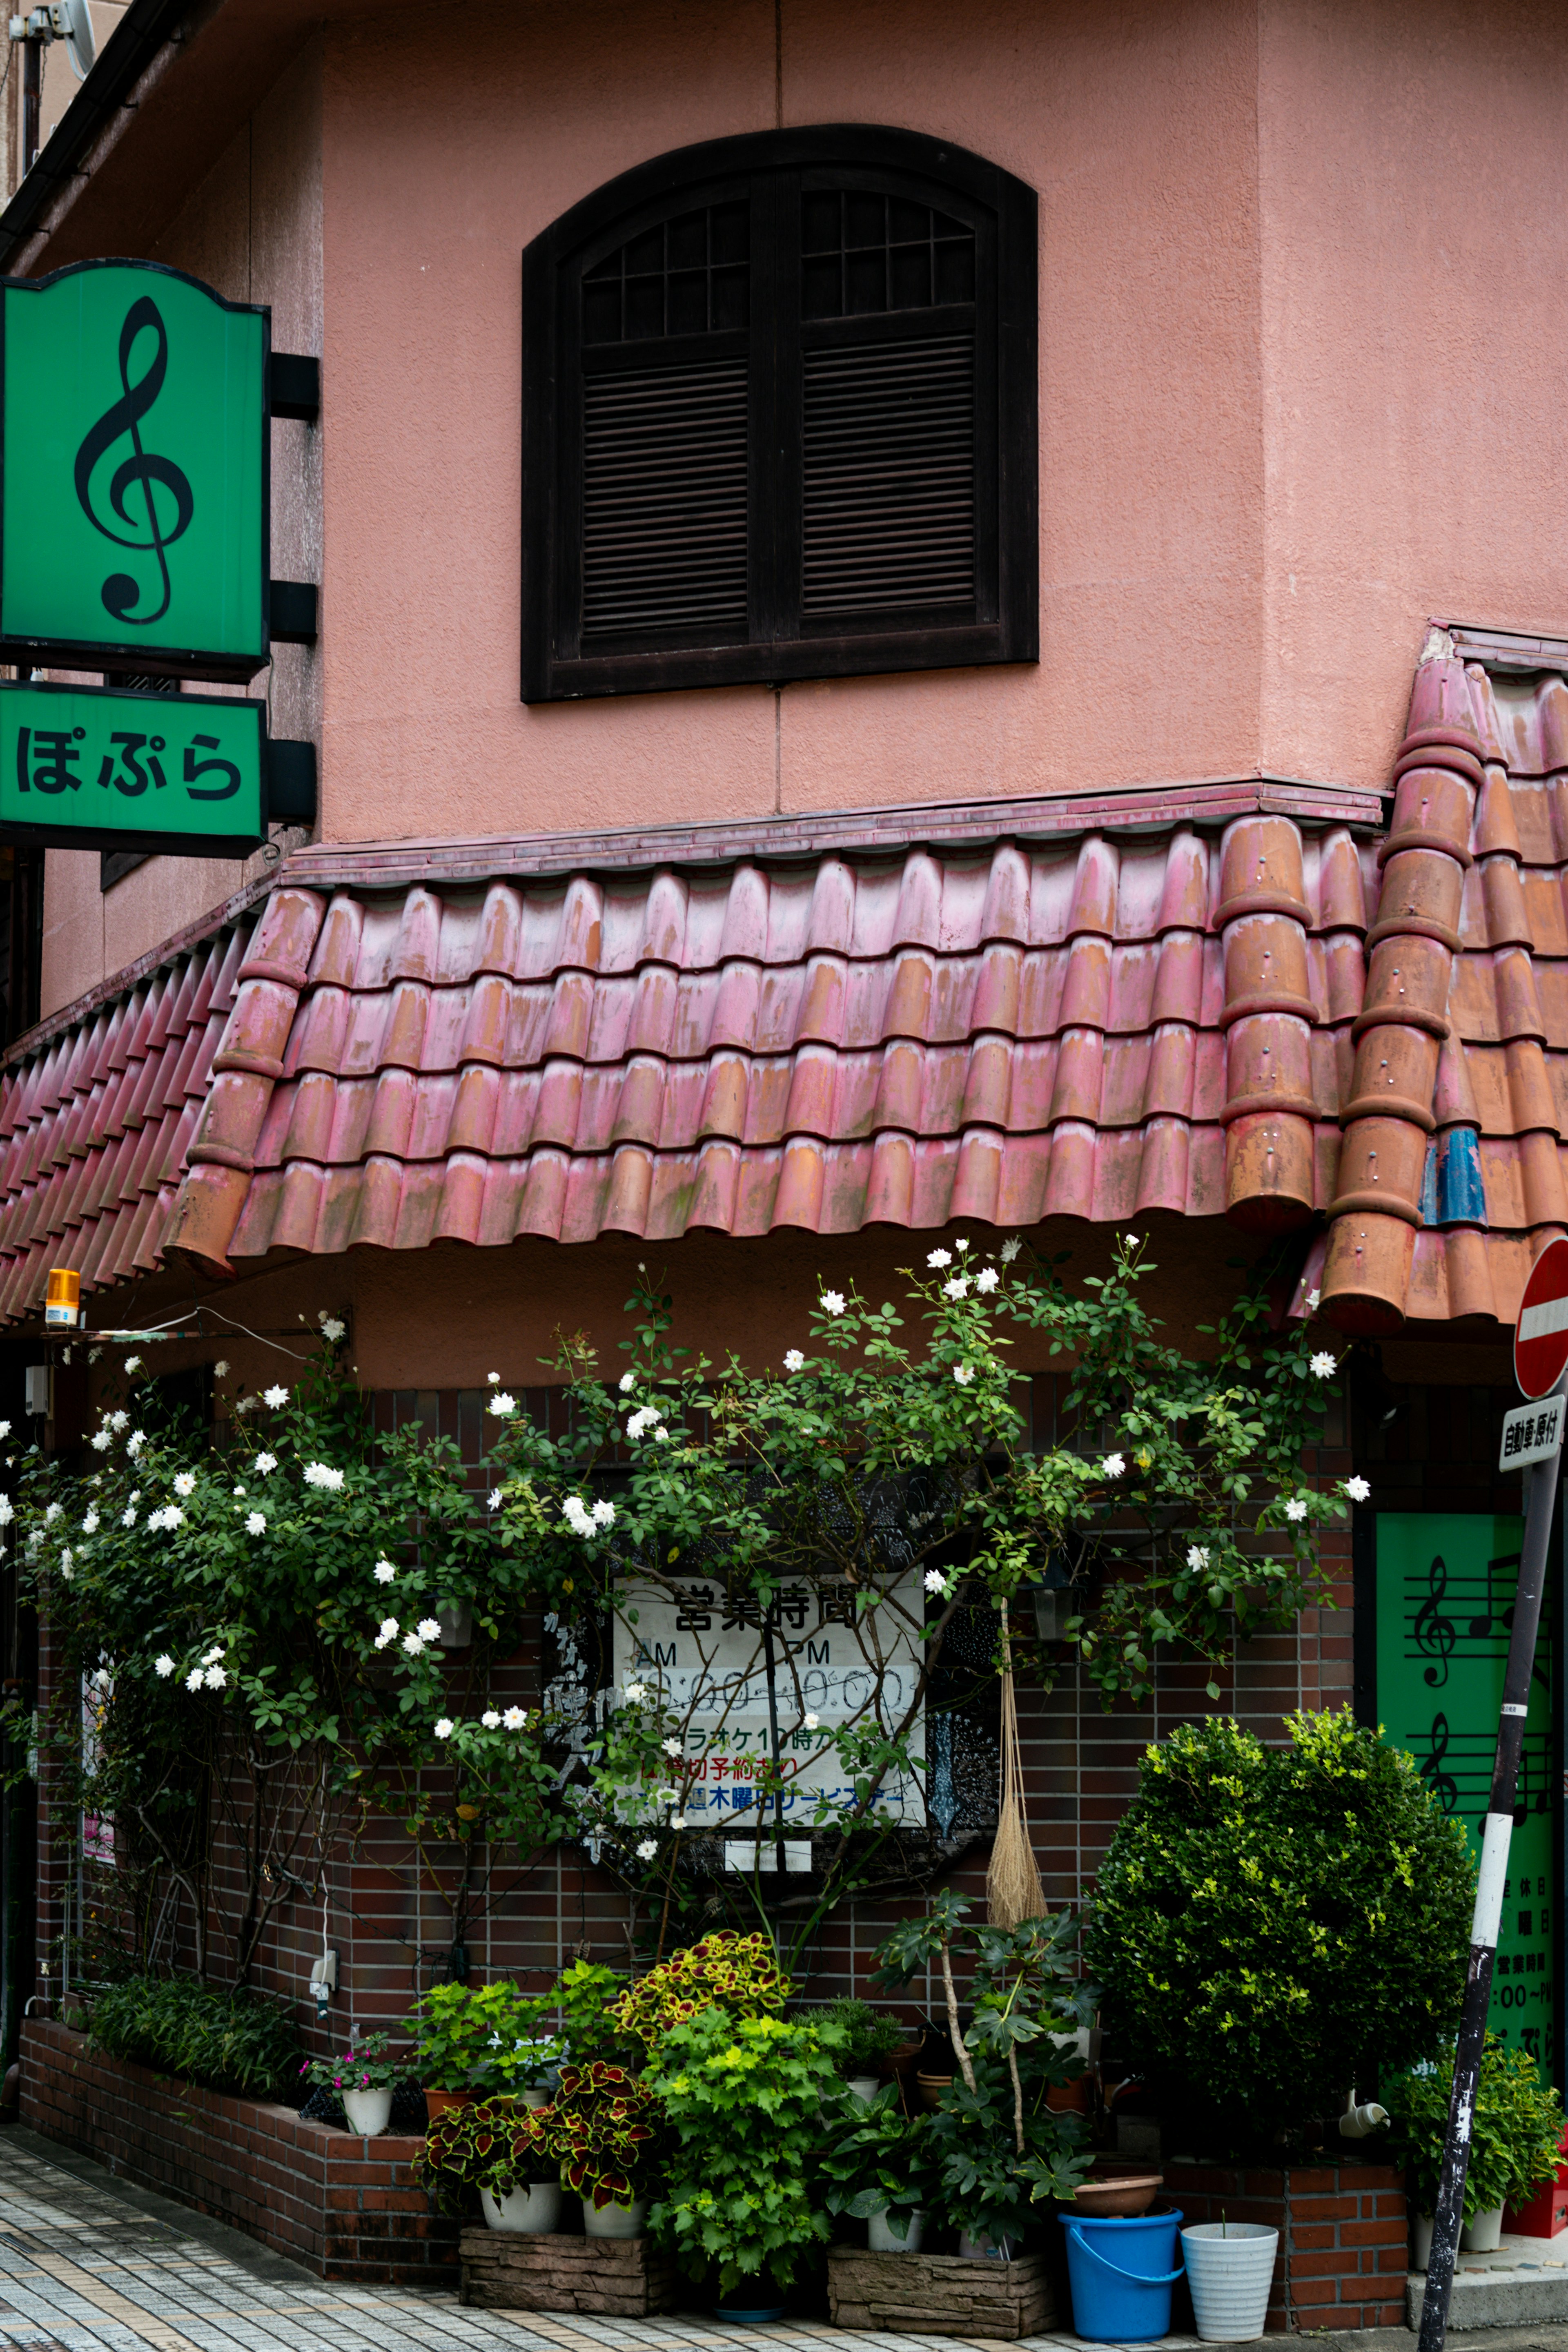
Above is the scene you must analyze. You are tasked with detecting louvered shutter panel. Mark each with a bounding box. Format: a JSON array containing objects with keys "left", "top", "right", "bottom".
[
  {"left": 580, "top": 359, "right": 749, "bottom": 641},
  {"left": 801, "top": 333, "right": 974, "bottom": 617}
]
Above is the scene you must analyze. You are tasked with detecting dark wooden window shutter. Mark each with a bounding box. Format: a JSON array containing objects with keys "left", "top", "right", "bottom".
[{"left": 522, "top": 129, "right": 1035, "bottom": 701}]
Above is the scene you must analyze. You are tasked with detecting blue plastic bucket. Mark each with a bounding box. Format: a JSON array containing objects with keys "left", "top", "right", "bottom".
[{"left": 1062, "top": 2206, "right": 1185, "bottom": 2342}]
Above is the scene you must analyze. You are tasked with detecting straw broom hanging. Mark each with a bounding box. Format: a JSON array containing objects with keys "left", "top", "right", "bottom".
[{"left": 986, "top": 1595, "right": 1046, "bottom": 1926}]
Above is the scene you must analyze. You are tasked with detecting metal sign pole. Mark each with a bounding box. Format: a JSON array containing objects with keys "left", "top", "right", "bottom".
[{"left": 1417, "top": 1391, "right": 1564, "bottom": 2352}]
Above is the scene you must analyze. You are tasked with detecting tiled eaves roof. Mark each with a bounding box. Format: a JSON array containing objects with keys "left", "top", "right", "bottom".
[{"left": 0, "top": 707, "right": 1559, "bottom": 1336}]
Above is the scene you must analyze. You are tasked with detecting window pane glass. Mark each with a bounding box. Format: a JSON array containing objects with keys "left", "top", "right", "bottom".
[
  {"left": 582, "top": 203, "right": 751, "bottom": 344},
  {"left": 799, "top": 191, "right": 975, "bottom": 318}
]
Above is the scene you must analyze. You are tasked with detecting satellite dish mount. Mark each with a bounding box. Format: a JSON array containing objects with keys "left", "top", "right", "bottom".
[{"left": 7, "top": 0, "right": 94, "bottom": 176}]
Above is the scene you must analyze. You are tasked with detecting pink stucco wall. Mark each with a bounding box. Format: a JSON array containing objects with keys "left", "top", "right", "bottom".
[
  {"left": 28, "top": 0, "right": 1568, "bottom": 1014},
  {"left": 38, "top": 40, "right": 323, "bottom": 1018}
]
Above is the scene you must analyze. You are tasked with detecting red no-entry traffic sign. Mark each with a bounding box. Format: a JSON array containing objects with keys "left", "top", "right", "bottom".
[{"left": 1515, "top": 1235, "right": 1568, "bottom": 1399}]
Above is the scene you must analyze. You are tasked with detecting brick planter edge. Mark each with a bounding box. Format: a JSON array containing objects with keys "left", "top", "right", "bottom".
[
  {"left": 1165, "top": 2159, "right": 1407, "bottom": 2332},
  {"left": 17, "top": 2017, "right": 458, "bottom": 2284}
]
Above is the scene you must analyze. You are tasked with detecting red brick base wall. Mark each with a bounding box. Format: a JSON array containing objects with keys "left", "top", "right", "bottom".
[
  {"left": 1167, "top": 2160, "right": 1407, "bottom": 2331},
  {"left": 18, "top": 2019, "right": 458, "bottom": 2284}
]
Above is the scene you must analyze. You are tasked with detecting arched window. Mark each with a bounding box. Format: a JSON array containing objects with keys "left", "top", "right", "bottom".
[{"left": 521, "top": 126, "right": 1037, "bottom": 702}]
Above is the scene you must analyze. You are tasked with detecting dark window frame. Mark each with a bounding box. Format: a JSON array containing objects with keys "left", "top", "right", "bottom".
[{"left": 521, "top": 125, "right": 1038, "bottom": 703}]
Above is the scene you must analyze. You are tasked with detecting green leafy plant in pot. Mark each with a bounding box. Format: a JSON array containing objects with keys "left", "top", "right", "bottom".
[
  {"left": 645, "top": 2004, "right": 847, "bottom": 2304},
  {"left": 1386, "top": 2035, "right": 1566, "bottom": 2249},
  {"left": 549, "top": 1958, "right": 638, "bottom": 2067},
  {"left": 798, "top": 1997, "right": 908, "bottom": 2090},
  {"left": 873, "top": 1893, "right": 1094, "bottom": 2252},
  {"left": 300, "top": 2032, "right": 410, "bottom": 2137},
  {"left": 554, "top": 2062, "right": 666, "bottom": 2237},
  {"left": 406, "top": 1979, "right": 567, "bottom": 2107},
  {"left": 413, "top": 2097, "right": 566, "bottom": 2225},
  {"left": 609, "top": 1930, "right": 786, "bottom": 2056},
  {"left": 822, "top": 2082, "right": 940, "bottom": 2250}
]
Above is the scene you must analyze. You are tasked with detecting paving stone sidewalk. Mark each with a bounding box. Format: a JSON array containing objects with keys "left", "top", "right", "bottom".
[{"left": 0, "top": 2125, "right": 1562, "bottom": 2352}]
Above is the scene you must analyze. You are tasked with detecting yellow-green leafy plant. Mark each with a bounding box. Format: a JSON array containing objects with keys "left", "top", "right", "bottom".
[{"left": 609, "top": 1931, "right": 788, "bottom": 2052}]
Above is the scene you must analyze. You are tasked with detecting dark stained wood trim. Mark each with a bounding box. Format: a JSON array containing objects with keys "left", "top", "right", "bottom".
[{"left": 521, "top": 124, "right": 1038, "bottom": 704}]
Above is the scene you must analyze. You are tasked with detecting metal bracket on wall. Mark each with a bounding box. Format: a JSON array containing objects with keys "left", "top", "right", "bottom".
[
  {"left": 268, "top": 352, "right": 320, "bottom": 423},
  {"left": 266, "top": 740, "right": 317, "bottom": 826},
  {"left": 269, "top": 582, "right": 318, "bottom": 645}
]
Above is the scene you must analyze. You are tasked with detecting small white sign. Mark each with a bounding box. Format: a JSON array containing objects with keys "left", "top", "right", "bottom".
[
  {"left": 723, "top": 1838, "right": 814, "bottom": 1874},
  {"left": 1499, "top": 1396, "right": 1566, "bottom": 1472}
]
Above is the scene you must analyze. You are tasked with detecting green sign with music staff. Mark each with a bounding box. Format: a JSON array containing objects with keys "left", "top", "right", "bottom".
[
  {"left": 1376, "top": 1513, "right": 1554, "bottom": 2067},
  {"left": 0, "top": 259, "right": 268, "bottom": 678},
  {"left": 0, "top": 680, "right": 266, "bottom": 855}
]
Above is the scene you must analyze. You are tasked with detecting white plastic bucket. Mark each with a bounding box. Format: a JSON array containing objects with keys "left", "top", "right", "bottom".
[
  {"left": 869, "top": 2209, "right": 925, "bottom": 2252},
  {"left": 1462, "top": 2206, "right": 1505, "bottom": 2252},
  {"left": 481, "top": 2183, "right": 562, "bottom": 2234},
  {"left": 1181, "top": 2223, "right": 1278, "bottom": 2341},
  {"left": 582, "top": 2195, "right": 647, "bottom": 2239}
]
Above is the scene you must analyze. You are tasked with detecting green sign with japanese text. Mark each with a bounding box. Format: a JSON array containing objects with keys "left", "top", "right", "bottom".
[
  {"left": 0, "top": 260, "right": 268, "bottom": 676},
  {"left": 1376, "top": 1513, "right": 1555, "bottom": 2069},
  {"left": 0, "top": 680, "right": 266, "bottom": 855}
]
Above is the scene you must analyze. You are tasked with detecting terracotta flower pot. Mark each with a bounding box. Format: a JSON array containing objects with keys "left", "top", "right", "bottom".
[
  {"left": 424, "top": 2087, "right": 473, "bottom": 2122},
  {"left": 915, "top": 2070, "right": 953, "bottom": 2111},
  {"left": 1046, "top": 2076, "right": 1093, "bottom": 2114},
  {"left": 1069, "top": 2171, "right": 1163, "bottom": 2218}
]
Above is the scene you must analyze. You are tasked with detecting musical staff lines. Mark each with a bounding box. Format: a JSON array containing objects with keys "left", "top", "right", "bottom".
[
  {"left": 1405, "top": 1550, "right": 1550, "bottom": 1694},
  {"left": 1409, "top": 1712, "right": 1552, "bottom": 1830}
]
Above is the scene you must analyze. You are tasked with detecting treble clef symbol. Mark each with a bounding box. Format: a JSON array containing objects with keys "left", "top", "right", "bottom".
[
  {"left": 1412, "top": 1552, "right": 1456, "bottom": 1689},
  {"left": 1419, "top": 1712, "right": 1459, "bottom": 1815},
  {"left": 73, "top": 296, "right": 194, "bottom": 629}
]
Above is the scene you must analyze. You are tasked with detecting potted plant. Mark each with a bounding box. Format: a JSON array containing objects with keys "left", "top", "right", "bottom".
[
  {"left": 873, "top": 1894, "right": 1094, "bottom": 2254},
  {"left": 644, "top": 2000, "right": 846, "bottom": 2316},
  {"left": 822, "top": 2081, "right": 938, "bottom": 2250},
  {"left": 800, "top": 1997, "right": 909, "bottom": 2104},
  {"left": 553, "top": 2062, "right": 666, "bottom": 2237},
  {"left": 1387, "top": 2035, "right": 1566, "bottom": 2262},
  {"left": 550, "top": 1957, "right": 640, "bottom": 2069},
  {"left": 414, "top": 2096, "right": 565, "bottom": 2232},
  {"left": 608, "top": 1930, "right": 787, "bottom": 2059},
  {"left": 1086, "top": 1711, "right": 1475, "bottom": 2160},
  {"left": 301, "top": 2033, "right": 409, "bottom": 2136},
  {"left": 406, "top": 1979, "right": 563, "bottom": 2116}
]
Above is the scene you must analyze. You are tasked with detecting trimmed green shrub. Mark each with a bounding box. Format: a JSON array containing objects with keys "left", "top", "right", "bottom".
[
  {"left": 87, "top": 1973, "right": 303, "bottom": 2101},
  {"left": 1086, "top": 1707, "right": 1474, "bottom": 2151}
]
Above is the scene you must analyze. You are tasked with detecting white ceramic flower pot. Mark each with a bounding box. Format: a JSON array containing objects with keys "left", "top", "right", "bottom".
[
  {"left": 481, "top": 2183, "right": 562, "bottom": 2234},
  {"left": 1412, "top": 2213, "right": 1434, "bottom": 2270},
  {"left": 582, "top": 2194, "right": 646, "bottom": 2239},
  {"left": 341, "top": 2087, "right": 393, "bottom": 2136},
  {"left": 1182, "top": 2223, "right": 1279, "bottom": 2341},
  {"left": 521, "top": 2087, "right": 551, "bottom": 2110},
  {"left": 869, "top": 2209, "right": 925, "bottom": 2252},
  {"left": 847, "top": 2075, "right": 880, "bottom": 2103},
  {"left": 1462, "top": 2206, "right": 1505, "bottom": 2252}
]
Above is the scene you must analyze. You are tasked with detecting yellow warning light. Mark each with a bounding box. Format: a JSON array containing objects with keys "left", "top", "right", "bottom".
[{"left": 44, "top": 1268, "right": 79, "bottom": 1329}]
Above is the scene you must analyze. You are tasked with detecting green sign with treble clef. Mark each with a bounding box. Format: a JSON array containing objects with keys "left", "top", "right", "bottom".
[
  {"left": 0, "top": 259, "right": 267, "bottom": 678},
  {"left": 1376, "top": 1512, "right": 1555, "bottom": 2067}
]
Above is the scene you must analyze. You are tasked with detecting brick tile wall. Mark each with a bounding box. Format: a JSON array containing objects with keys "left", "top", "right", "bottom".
[
  {"left": 18, "top": 2019, "right": 459, "bottom": 2283},
  {"left": 1167, "top": 2161, "right": 1408, "bottom": 2332}
]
